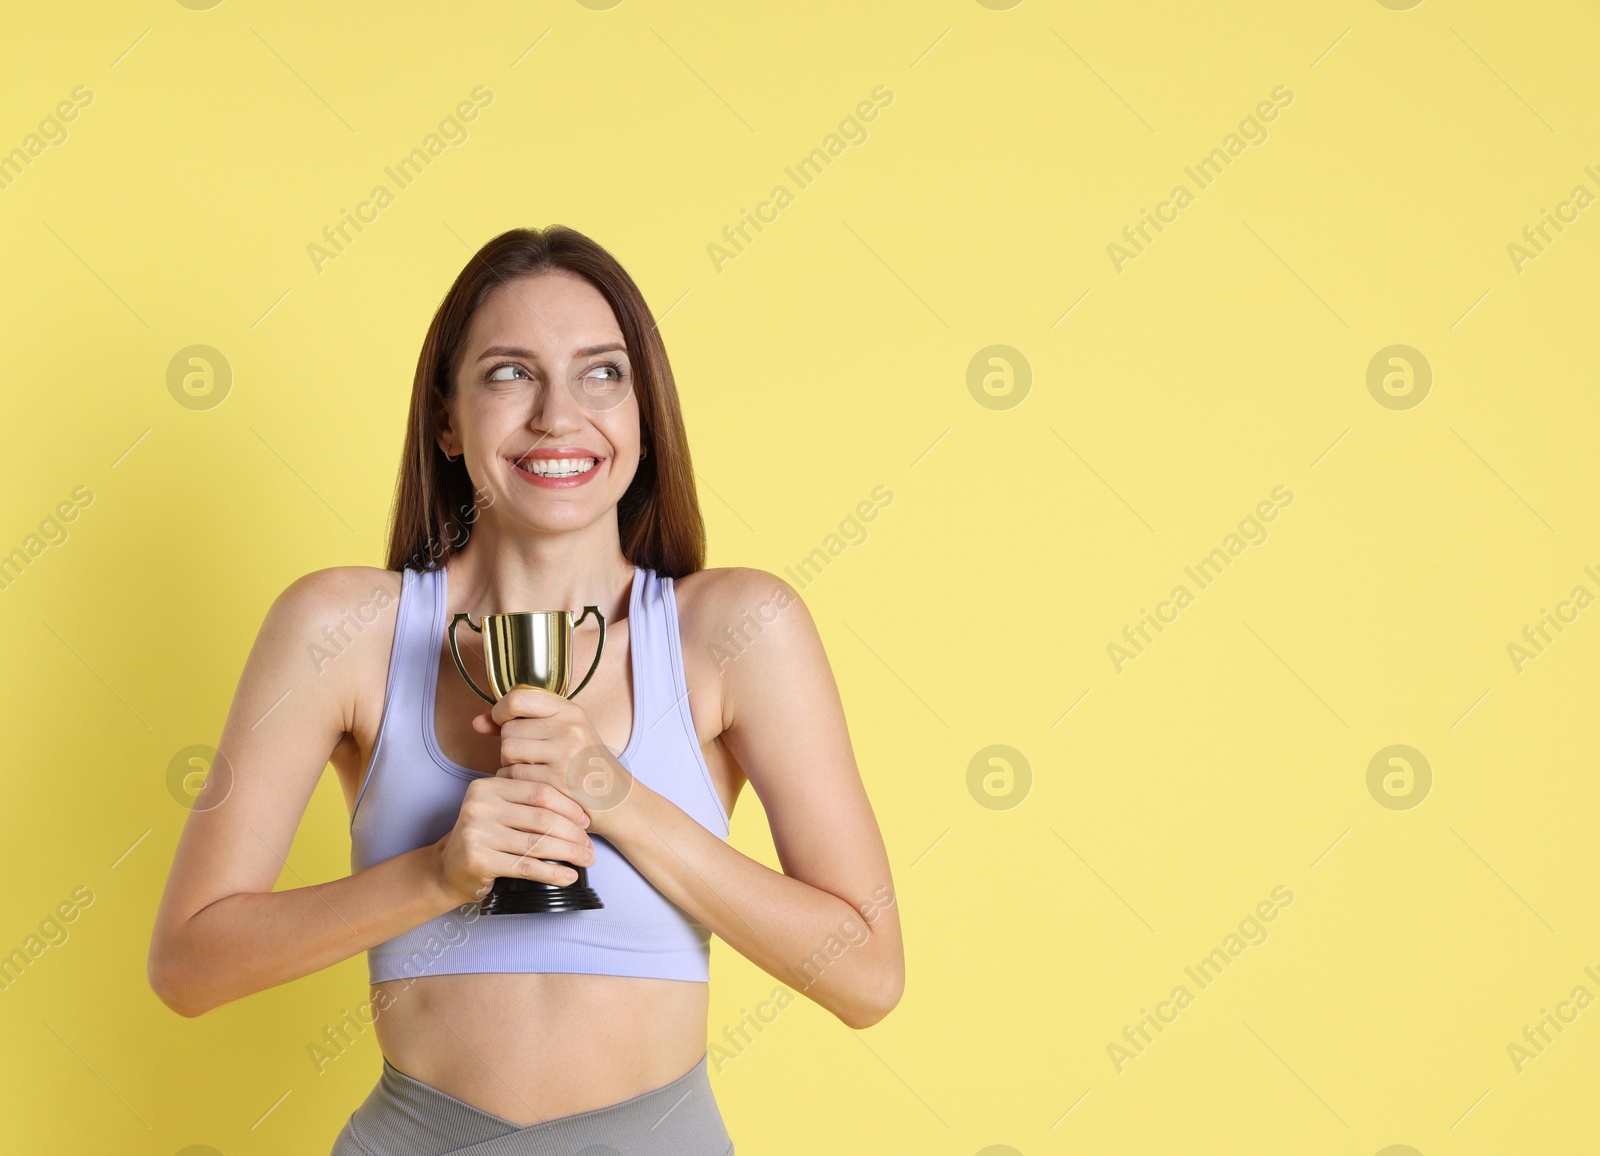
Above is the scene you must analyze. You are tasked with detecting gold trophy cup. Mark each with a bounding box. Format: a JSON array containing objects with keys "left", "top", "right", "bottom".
[{"left": 448, "top": 605, "right": 607, "bottom": 914}]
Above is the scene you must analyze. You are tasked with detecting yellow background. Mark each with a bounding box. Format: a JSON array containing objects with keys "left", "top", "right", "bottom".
[{"left": 1, "top": 0, "right": 1596, "bottom": 1153}]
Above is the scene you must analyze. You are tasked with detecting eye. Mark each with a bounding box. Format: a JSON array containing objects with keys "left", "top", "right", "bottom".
[
  {"left": 578, "top": 361, "right": 627, "bottom": 394},
  {"left": 487, "top": 362, "right": 530, "bottom": 383},
  {"left": 572, "top": 363, "right": 629, "bottom": 409}
]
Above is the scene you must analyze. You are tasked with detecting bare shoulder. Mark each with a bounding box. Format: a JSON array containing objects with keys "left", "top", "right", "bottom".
[
  {"left": 276, "top": 564, "right": 402, "bottom": 604},
  {"left": 672, "top": 566, "right": 828, "bottom": 715},
  {"left": 263, "top": 565, "right": 401, "bottom": 639},
  {"left": 228, "top": 565, "right": 405, "bottom": 746},
  {"left": 253, "top": 565, "right": 403, "bottom": 683},
  {"left": 672, "top": 565, "right": 810, "bottom": 642}
]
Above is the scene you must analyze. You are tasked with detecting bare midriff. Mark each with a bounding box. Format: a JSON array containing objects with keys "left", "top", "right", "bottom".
[{"left": 370, "top": 971, "right": 710, "bottom": 1125}]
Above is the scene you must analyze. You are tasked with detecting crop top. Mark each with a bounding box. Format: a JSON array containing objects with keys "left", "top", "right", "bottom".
[{"left": 349, "top": 562, "right": 731, "bottom": 984}]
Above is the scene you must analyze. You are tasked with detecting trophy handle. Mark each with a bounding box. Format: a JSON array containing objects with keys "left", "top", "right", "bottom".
[
  {"left": 448, "top": 612, "right": 497, "bottom": 705},
  {"left": 566, "top": 605, "right": 606, "bottom": 698}
]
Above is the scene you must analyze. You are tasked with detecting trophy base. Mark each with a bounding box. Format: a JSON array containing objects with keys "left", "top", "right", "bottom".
[{"left": 479, "top": 866, "right": 604, "bottom": 915}]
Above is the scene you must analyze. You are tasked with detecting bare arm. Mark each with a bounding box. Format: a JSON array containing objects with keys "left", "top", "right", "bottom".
[
  {"left": 614, "top": 570, "right": 903, "bottom": 1028},
  {"left": 608, "top": 781, "right": 902, "bottom": 1029},
  {"left": 491, "top": 569, "right": 905, "bottom": 1029},
  {"left": 147, "top": 568, "right": 593, "bottom": 1017}
]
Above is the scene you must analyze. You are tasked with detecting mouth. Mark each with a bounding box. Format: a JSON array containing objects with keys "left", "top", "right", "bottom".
[{"left": 506, "top": 451, "right": 604, "bottom": 489}]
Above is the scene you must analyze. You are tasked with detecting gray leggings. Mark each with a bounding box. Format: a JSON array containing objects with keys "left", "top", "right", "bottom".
[{"left": 330, "top": 1051, "right": 734, "bottom": 1155}]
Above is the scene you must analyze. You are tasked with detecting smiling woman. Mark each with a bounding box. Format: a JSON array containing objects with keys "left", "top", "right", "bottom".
[{"left": 147, "top": 225, "right": 904, "bottom": 1156}]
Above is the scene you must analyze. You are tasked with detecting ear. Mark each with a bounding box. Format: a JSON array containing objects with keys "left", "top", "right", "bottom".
[{"left": 434, "top": 397, "right": 458, "bottom": 457}]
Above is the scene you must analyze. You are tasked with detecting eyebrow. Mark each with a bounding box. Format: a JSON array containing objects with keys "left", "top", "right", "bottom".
[{"left": 476, "top": 342, "right": 627, "bottom": 361}]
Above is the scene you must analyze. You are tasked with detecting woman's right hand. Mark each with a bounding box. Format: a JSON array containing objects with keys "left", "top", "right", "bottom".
[{"left": 433, "top": 775, "right": 596, "bottom": 904}]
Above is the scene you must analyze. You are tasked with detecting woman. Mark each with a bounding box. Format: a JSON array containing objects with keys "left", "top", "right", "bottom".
[{"left": 147, "top": 226, "right": 904, "bottom": 1154}]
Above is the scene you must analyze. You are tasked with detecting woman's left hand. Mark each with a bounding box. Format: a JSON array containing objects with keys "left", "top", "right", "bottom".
[{"left": 473, "top": 688, "right": 638, "bottom": 839}]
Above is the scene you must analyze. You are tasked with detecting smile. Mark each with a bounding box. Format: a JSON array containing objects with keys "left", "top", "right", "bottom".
[{"left": 507, "top": 455, "right": 603, "bottom": 488}]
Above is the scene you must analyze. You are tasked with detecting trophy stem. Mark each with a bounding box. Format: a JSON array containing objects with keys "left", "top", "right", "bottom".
[{"left": 480, "top": 864, "right": 604, "bottom": 915}]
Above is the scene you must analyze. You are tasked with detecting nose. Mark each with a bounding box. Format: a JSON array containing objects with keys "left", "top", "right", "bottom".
[{"left": 530, "top": 369, "right": 586, "bottom": 437}]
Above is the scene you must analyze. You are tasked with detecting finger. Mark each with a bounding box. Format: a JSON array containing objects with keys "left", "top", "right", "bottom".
[
  {"left": 498, "top": 734, "right": 561, "bottom": 766},
  {"left": 485, "top": 849, "right": 585, "bottom": 887},
  {"left": 496, "top": 760, "right": 561, "bottom": 788},
  {"left": 470, "top": 712, "right": 498, "bottom": 735},
  {"left": 483, "top": 773, "right": 592, "bottom": 830},
  {"left": 498, "top": 715, "right": 555, "bottom": 743},
  {"left": 507, "top": 775, "right": 593, "bottom": 831},
  {"left": 490, "top": 825, "right": 594, "bottom": 869},
  {"left": 490, "top": 687, "right": 564, "bottom": 725},
  {"left": 486, "top": 778, "right": 595, "bottom": 838}
]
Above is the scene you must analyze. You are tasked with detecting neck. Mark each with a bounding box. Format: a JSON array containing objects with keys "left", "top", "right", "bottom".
[{"left": 445, "top": 513, "right": 634, "bottom": 618}]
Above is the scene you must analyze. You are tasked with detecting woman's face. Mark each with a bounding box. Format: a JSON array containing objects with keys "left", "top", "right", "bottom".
[{"left": 441, "top": 270, "right": 642, "bottom": 536}]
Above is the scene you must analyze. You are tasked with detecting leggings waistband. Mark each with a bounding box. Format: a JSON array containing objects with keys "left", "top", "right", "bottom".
[{"left": 330, "top": 1051, "right": 733, "bottom": 1155}]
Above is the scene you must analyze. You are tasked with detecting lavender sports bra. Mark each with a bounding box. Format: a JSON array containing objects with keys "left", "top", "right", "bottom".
[{"left": 349, "top": 563, "right": 731, "bottom": 984}]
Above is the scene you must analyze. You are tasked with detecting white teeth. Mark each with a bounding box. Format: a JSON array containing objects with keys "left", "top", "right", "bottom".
[{"left": 518, "top": 456, "right": 596, "bottom": 478}]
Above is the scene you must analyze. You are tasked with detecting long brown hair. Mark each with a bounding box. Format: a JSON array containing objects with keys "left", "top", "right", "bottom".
[{"left": 383, "top": 226, "right": 706, "bottom": 578}]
